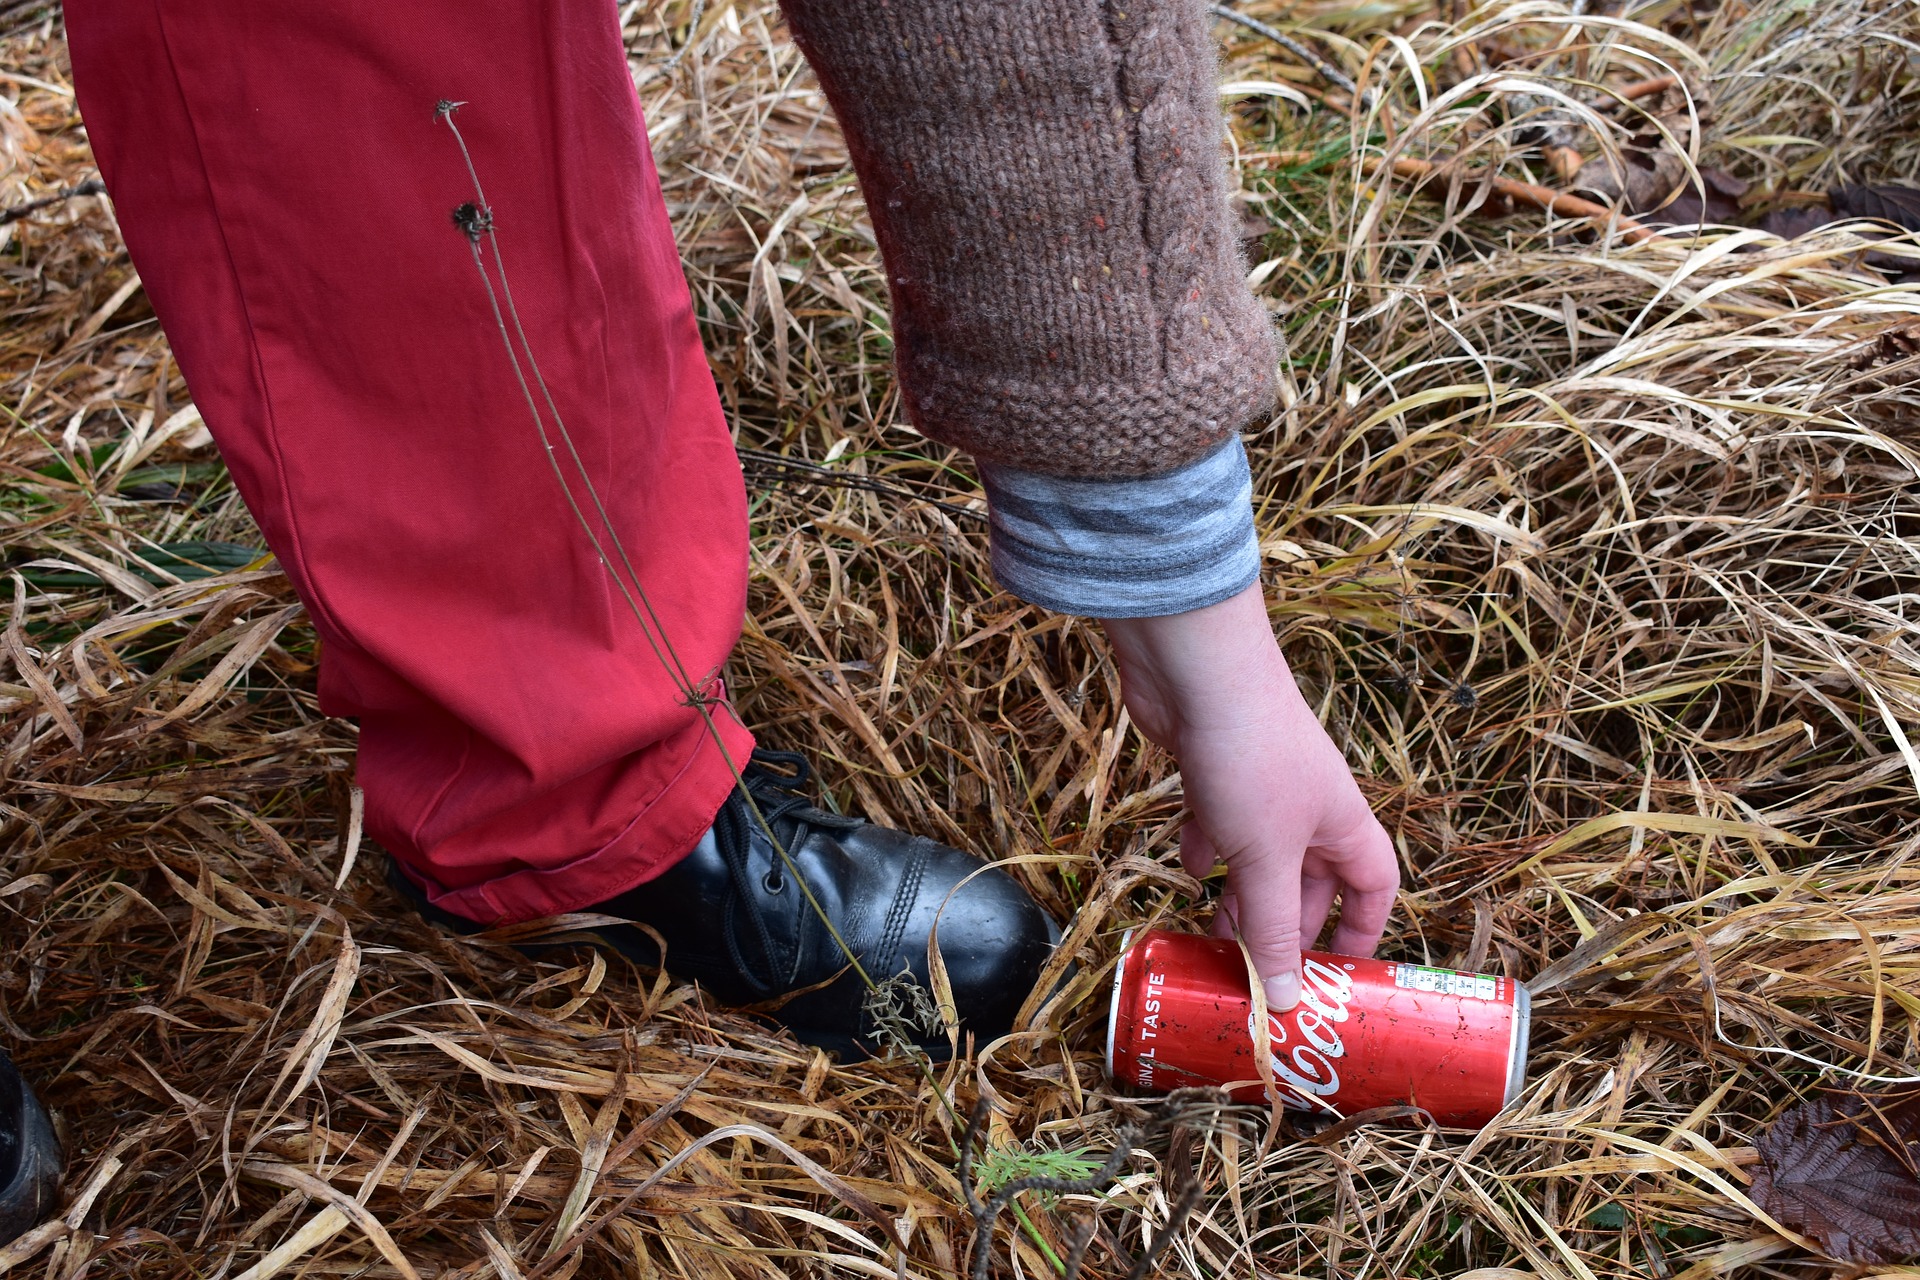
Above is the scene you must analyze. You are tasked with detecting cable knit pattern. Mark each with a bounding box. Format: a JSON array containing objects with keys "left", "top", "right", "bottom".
[{"left": 780, "top": 0, "right": 1277, "bottom": 478}]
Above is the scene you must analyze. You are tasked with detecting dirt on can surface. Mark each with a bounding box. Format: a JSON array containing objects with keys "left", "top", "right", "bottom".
[{"left": 1107, "top": 930, "right": 1531, "bottom": 1129}]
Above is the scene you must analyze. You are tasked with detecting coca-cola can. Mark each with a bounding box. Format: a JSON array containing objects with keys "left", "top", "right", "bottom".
[{"left": 1106, "top": 929, "right": 1531, "bottom": 1129}]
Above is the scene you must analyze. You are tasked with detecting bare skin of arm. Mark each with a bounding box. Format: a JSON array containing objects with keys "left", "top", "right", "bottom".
[{"left": 1101, "top": 582, "right": 1401, "bottom": 1008}]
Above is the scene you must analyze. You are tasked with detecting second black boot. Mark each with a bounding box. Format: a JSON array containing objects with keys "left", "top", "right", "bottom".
[{"left": 0, "top": 1048, "right": 61, "bottom": 1247}]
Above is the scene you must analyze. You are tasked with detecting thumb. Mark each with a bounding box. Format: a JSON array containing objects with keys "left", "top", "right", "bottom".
[{"left": 1227, "top": 852, "right": 1303, "bottom": 1012}]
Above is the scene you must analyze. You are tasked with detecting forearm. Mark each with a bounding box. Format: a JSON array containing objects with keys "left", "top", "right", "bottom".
[{"left": 777, "top": 0, "right": 1276, "bottom": 480}]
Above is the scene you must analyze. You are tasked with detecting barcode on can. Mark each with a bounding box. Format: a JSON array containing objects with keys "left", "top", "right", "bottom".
[{"left": 1392, "top": 964, "right": 1499, "bottom": 1001}]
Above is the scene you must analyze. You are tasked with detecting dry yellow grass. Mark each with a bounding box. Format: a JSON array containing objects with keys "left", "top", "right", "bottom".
[{"left": 3, "top": 0, "right": 1919, "bottom": 1276}]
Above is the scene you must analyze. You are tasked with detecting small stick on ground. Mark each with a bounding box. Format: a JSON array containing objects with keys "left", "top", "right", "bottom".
[
  {"left": 1614, "top": 74, "right": 1681, "bottom": 103},
  {"left": 0, "top": 179, "right": 104, "bottom": 227},
  {"left": 1261, "top": 148, "right": 1664, "bottom": 244},
  {"left": 1209, "top": 4, "right": 1360, "bottom": 99}
]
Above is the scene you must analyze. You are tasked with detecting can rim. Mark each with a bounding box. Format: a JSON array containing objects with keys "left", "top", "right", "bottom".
[
  {"left": 1105, "top": 928, "right": 1136, "bottom": 1083},
  {"left": 1502, "top": 979, "right": 1533, "bottom": 1106}
]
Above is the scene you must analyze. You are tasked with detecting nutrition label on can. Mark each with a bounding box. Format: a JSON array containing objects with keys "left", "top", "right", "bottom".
[{"left": 1392, "top": 964, "right": 1500, "bottom": 1001}]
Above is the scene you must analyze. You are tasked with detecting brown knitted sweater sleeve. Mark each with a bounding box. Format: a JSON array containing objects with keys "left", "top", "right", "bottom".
[{"left": 779, "top": 0, "right": 1276, "bottom": 479}]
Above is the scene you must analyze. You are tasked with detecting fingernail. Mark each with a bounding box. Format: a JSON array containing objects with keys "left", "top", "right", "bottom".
[{"left": 1264, "top": 971, "right": 1300, "bottom": 1012}]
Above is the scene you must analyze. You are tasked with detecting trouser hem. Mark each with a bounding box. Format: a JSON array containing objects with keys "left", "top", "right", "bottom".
[{"left": 395, "top": 709, "right": 756, "bottom": 925}]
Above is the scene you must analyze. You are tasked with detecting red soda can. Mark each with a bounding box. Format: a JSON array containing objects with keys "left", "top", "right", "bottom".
[{"left": 1106, "top": 929, "right": 1531, "bottom": 1129}]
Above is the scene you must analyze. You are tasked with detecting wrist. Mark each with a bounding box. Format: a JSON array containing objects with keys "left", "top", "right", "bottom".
[
  {"left": 1102, "top": 580, "right": 1283, "bottom": 675},
  {"left": 1101, "top": 582, "right": 1297, "bottom": 734}
]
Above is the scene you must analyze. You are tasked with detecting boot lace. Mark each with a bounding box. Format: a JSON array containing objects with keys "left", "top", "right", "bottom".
[{"left": 712, "top": 749, "right": 860, "bottom": 995}]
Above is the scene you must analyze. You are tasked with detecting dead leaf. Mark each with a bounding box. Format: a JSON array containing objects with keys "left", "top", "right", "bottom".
[
  {"left": 1759, "top": 202, "right": 1836, "bottom": 240},
  {"left": 1830, "top": 184, "right": 1920, "bottom": 233},
  {"left": 1748, "top": 1088, "right": 1920, "bottom": 1263},
  {"left": 1543, "top": 145, "right": 1584, "bottom": 183},
  {"left": 1755, "top": 184, "right": 1920, "bottom": 281},
  {"left": 1573, "top": 146, "right": 1687, "bottom": 215},
  {"left": 1651, "top": 167, "right": 1748, "bottom": 227},
  {"left": 1573, "top": 147, "right": 1746, "bottom": 227},
  {"left": 1849, "top": 322, "right": 1920, "bottom": 371}
]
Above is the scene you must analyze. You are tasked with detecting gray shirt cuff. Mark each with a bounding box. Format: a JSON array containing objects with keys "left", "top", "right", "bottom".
[{"left": 978, "top": 437, "right": 1261, "bottom": 619}]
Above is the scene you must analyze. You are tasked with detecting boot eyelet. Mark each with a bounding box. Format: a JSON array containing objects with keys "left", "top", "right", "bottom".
[{"left": 763, "top": 870, "right": 785, "bottom": 894}]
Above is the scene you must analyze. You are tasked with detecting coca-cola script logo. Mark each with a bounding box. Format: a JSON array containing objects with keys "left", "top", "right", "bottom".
[{"left": 1246, "top": 958, "right": 1354, "bottom": 1111}]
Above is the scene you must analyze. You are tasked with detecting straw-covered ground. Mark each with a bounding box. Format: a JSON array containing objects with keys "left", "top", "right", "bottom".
[{"left": 4, "top": 0, "right": 1919, "bottom": 1276}]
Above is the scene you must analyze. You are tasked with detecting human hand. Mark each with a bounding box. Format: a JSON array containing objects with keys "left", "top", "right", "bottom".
[{"left": 1100, "top": 581, "right": 1400, "bottom": 1009}]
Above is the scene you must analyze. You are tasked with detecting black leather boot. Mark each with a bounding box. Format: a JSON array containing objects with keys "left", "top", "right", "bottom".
[
  {"left": 396, "top": 750, "right": 1061, "bottom": 1057},
  {"left": 0, "top": 1048, "right": 61, "bottom": 1246}
]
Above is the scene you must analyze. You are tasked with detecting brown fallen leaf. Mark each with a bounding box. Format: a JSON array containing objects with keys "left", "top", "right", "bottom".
[
  {"left": 1849, "top": 322, "right": 1920, "bottom": 371},
  {"left": 1649, "top": 167, "right": 1748, "bottom": 228},
  {"left": 1831, "top": 183, "right": 1920, "bottom": 233},
  {"left": 1542, "top": 145, "right": 1585, "bottom": 183},
  {"left": 1757, "top": 202, "right": 1835, "bottom": 240},
  {"left": 1755, "top": 184, "right": 1920, "bottom": 281},
  {"left": 1572, "top": 148, "right": 1747, "bottom": 227},
  {"left": 1572, "top": 145, "right": 1687, "bottom": 215},
  {"left": 1749, "top": 1087, "right": 1920, "bottom": 1264}
]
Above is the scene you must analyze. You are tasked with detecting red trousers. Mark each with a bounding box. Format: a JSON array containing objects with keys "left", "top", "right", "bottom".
[{"left": 66, "top": 1, "right": 757, "bottom": 923}]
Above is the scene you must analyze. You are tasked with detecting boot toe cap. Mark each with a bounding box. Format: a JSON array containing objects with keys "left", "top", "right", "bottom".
[{"left": 907, "top": 846, "right": 1062, "bottom": 1040}]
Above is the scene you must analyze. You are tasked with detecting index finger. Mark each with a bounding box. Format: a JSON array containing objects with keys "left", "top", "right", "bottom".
[{"left": 1318, "top": 819, "right": 1399, "bottom": 958}]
